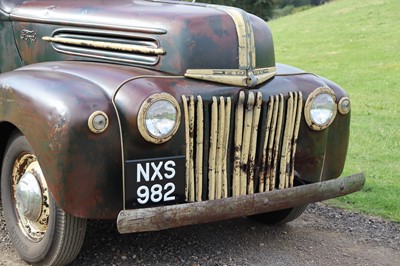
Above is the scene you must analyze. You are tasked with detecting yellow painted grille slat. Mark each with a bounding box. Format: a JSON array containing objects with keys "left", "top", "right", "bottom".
[
  {"left": 208, "top": 97, "right": 218, "bottom": 200},
  {"left": 215, "top": 97, "right": 225, "bottom": 199},
  {"left": 233, "top": 92, "right": 245, "bottom": 196},
  {"left": 247, "top": 92, "right": 263, "bottom": 194},
  {"left": 222, "top": 98, "right": 231, "bottom": 198},
  {"left": 195, "top": 96, "right": 204, "bottom": 201},
  {"left": 240, "top": 92, "right": 254, "bottom": 195},
  {"left": 259, "top": 96, "right": 274, "bottom": 192},
  {"left": 188, "top": 96, "right": 196, "bottom": 201}
]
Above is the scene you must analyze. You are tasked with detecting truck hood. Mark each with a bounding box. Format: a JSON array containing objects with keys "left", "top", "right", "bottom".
[{"left": 11, "top": 0, "right": 275, "bottom": 87}]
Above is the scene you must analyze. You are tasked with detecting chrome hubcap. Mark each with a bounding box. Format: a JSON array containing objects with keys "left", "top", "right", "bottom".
[
  {"left": 12, "top": 153, "right": 50, "bottom": 242},
  {"left": 16, "top": 172, "right": 43, "bottom": 222}
]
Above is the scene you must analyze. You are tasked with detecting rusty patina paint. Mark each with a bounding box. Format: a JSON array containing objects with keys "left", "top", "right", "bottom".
[
  {"left": 0, "top": 61, "right": 351, "bottom": 219},
  {"left": 0, "top": 14, "right": 23, "bottom": 73},
  {"left": 9, "top": 0, "right": 274, "bottom": 75},
  {"left": 0, "top": 62, "right": 136, "bottom": 219}
]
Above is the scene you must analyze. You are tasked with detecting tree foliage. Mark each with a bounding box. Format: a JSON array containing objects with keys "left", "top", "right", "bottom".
[
  {"left": 201, "top": 0, "right": 276, "bottom": 20},
  {"left": 201, "top": 0, "right": 331, "bottom": 20}
]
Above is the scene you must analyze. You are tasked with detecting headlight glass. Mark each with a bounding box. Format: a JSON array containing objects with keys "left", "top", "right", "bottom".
[
  {"left": 305, "top": 87, "right": 337, "bottom": 130},
  {"left": 310, "top": 93, "right": 336, "bottom": 125},
  {"left": 138, "top": 93, "right": 181, "bottom": 144},
  {"left": 145, "top": 100, "right": 177, "bottom": 137}
]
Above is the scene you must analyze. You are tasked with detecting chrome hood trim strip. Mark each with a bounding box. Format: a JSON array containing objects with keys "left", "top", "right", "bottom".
[{"left": 185, "top": 5, "right": 275, "bottom": 87}]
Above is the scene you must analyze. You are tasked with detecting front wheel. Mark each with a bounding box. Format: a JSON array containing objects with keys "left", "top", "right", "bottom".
[
  {"left": 249, "top": 205, "right": 308, "bottom": 225},
  {"left": 1, "top": 133, "right": 86, "bottom": 265}
]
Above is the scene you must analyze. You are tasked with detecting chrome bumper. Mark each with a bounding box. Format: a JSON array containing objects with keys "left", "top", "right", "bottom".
[{"left": 117, "top": 173, "right": 365, "bottom": 234}]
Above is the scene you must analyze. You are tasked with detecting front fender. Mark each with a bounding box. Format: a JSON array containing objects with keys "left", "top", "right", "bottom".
[{"left": 0, "top": 62, "right": 129, "bottom": 219}]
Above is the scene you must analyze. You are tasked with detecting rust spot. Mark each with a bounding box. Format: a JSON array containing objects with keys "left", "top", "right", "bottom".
[
  {"left": 234, "top": 145, "right": 241, "bottom": 152},
  {"left": 42, "top": 195, "right": 49, "bottom": 208}
]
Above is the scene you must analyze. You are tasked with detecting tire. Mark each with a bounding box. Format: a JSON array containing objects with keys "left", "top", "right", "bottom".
[
  {"left": 249, "top": 204, "right": 308, "bottom": 225},
  {"left": 1, "top": 132, "right": 87, "bottom": 265}
]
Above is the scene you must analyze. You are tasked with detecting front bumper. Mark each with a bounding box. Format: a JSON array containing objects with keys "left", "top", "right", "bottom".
[{"left": 117, "top": 173, "right": 365, "bottom": 234}]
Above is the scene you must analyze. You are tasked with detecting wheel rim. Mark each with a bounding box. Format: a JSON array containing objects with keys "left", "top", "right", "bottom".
[{"left": 11, "top": 153, "right": 50, "bottom": 242}]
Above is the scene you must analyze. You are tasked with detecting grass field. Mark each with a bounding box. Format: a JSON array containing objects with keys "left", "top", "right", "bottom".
[{"left": 268, "top": 0, "right": 400, "bottom": 222}]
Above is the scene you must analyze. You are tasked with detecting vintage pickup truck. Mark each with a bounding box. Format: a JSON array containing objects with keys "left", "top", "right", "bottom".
[{"left": 0, "top": 0, "right": 365, "bottom": 265}]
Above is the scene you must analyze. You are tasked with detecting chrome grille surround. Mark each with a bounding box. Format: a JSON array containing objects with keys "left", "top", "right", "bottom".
[{"left": 182, "top": 91, "right": 303, "bottom": 201}]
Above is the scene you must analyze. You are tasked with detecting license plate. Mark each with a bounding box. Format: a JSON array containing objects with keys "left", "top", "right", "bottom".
[{"left": 125, "top": 155, "right": 185, "bottom": 209}]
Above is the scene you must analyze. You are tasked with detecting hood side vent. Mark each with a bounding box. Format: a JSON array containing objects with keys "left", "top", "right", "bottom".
[{"left": 43, "top": 28, "right": 165, "bottom": 66}]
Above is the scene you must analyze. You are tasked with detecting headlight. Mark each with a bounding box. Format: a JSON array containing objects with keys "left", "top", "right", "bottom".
[
  {"left": 305, "top": 87, "right": 337, "bottom": 130},
  {"left": 138, "top": 93, "right": 181, "bottom": 144}
]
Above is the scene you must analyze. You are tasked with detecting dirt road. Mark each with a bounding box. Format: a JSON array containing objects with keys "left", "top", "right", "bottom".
[{"left": 1, "top": 203, "right": 399, "bottom": 265}]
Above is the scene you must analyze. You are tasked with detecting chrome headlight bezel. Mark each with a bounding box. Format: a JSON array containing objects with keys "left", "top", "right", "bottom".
[
  {"left": 137, "top": 93, "right": 181, "bottom": 144},
  {"left": 304, "top": 87, "right": 337, "bottom": 131}
]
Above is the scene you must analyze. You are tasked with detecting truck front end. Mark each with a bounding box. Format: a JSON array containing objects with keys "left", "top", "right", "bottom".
[{"left": 1, "top": 0, "right": 364, "bottom": 264}]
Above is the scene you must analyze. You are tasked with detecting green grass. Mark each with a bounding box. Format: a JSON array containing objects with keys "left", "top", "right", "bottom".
[{"left": 268, "top": 0, "right": 400, "bottom": 222}]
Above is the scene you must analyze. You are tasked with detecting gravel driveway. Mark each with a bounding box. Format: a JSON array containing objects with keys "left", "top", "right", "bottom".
[{"left": 1, "top": 202, "right": 399, "bottom": 265}]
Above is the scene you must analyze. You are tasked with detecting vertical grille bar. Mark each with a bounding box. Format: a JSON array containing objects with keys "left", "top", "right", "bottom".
[
  {"left": 208, "top": 97, "right": 218, "bottom": 200},
  {"left": 266, "top": 95, "right": 280, "bottom": 191},
  {"left": 259, "top": 96, "right": 274, "bottom": 192},
  {"left": 272, "top": 95, "right": 284, "bottom": 189},
  {"left": 259, "top": 96, "right": 275, "bottom": 192},
  {"left": 222, "top": 98, "right": 231, "bottom": 198},
  {"left": 291, "top": 92, "right": 303, "bottom": 187},
  {"left": 195, "top": 96, "right": 204, "bottom": 201},
  {"left": 248, "top": 92, "right": 263, "bottom": 194},
  {"left": 287, "top": 92, "right": 297, "bottom": 187},
  {"left": 182, "top": 96, "right": 190, "bottom": 200},
  {"left": 233, "top": 91, "right": 245, "bottom": 196},
  {"left": 215, "top": 97, "right": 226, "bottom": 199},
  {"left": 279, "top": 93, "right": 294, "bottom": 189},
  {"left": 188, "top": 96, "right": 196, "bottom": 201},
  {"left": 240, "top": 92, "right": 255, "bottom": 196},
  {"left": 183, "top": 91, "right": 303, "bottom": 202}
]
